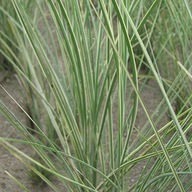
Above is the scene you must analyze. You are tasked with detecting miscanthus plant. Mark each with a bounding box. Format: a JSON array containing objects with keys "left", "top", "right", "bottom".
[{"left": 0, "top": 0, "right": 192, "bottom": 191}]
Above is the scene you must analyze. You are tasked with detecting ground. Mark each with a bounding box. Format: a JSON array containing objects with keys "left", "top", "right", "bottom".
[
  {"left": 0, "top": 72, "right": 169, "bottom": 191},
  {"left": 0, "top": 73, "right": 65, "bottom": 192}
]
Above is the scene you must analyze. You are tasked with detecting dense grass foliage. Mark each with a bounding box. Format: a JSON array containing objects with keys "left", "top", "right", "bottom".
[
  {"left": 0, "top": 0, "right": 33, "bottom": 70},
  {"left": 0, "top": 0, "right": 192, "bottom": 191}
]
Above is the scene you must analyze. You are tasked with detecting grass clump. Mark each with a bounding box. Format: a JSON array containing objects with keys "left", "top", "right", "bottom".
[{"left": 0, "top": 0, "right": 192, "bottom": 191}]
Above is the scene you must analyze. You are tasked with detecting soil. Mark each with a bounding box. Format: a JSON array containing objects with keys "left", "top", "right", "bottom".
[
  {"left": 0, "top": 71, "right": 169, "bottom": 191},
  {"left": 0, "top": 73, "right": 65, "bottom": 192}
]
